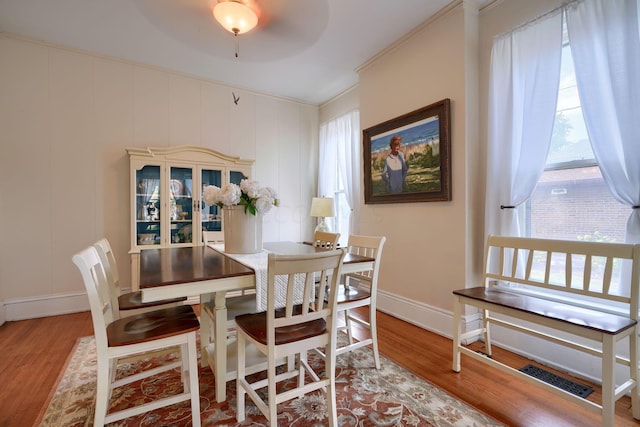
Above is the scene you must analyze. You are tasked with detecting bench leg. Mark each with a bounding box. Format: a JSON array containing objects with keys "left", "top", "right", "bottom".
[
  {"left": 601, "top": 334, "right": 615, "bottom": 427},
  {"left": 452, "top": 296, "right": 462, "bottom": 372},
  {"left": 483, "top": 308, "right": 492, "bottom": 357},
  {"left": 631, "top": 326, "right": 640, "bottom": 420}
]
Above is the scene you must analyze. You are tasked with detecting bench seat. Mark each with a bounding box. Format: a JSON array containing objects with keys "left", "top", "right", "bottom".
[{"left": 453, "top": 287, "right": 637, "bottom": 335}]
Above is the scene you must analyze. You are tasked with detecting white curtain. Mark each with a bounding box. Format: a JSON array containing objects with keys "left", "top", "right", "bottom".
[
  {"left": 566, "top": 0, "right": 640, "bottom": 246},
  {"left": 485, "top": 11, "right": 563, "bottom": 238},
  {"left": 318, "top": 110, "right": 361, "bottom": 234},
  {"left": 318, "top": 124, "right": 337, "bottom": 199}
]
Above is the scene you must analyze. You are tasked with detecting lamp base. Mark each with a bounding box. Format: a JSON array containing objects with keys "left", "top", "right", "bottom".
[{"left": 314, "top": 219, "right": 330, "bottom": 233}]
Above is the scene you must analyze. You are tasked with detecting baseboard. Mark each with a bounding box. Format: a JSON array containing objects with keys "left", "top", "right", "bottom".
[
  {"left": 4, "top": 292, "right": 90, "bottom": 321},
  {"left": 0, "top": 300, "right": 6, "bottom": 326},
  {"left": 376, "top": 288, "right": 477, "bottom": 339}
]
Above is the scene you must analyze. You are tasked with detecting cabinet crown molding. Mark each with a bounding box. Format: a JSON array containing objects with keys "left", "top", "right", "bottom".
[{"left": 126, "top": 145, "right": 254, "bottom": 167}]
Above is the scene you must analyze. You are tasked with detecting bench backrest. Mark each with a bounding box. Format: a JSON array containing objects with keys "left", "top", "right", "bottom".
[{"left": 484, "top": 235, "right": 640, "bottom": 318}]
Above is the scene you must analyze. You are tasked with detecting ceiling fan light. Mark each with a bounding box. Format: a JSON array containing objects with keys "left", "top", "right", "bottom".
[{"left": 213, "top": 1, "right": 258, "bottom": 35}]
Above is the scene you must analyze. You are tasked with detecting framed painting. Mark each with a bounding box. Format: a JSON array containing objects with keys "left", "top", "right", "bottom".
[{"left": 363, "top": 98, "right": 451, "bottom": 204}]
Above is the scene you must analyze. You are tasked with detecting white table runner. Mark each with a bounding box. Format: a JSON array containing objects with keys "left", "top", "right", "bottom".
[{"left": 208, "top": 243, "right": 306, "bottom": 311}]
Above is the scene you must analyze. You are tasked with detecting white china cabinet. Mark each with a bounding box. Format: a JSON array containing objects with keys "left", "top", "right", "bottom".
[{"left": 127, "top": 145, "right": 253, "bottom": 288}]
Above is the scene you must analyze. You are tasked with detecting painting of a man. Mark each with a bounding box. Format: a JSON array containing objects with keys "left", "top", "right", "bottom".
[{"left": 381, "top": 135, "right": 408, "bottom": 193}]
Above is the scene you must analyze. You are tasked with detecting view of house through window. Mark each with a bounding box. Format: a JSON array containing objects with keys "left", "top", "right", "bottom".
[{"left": 525, "top": 24, "right": 628, "bottom": 246}]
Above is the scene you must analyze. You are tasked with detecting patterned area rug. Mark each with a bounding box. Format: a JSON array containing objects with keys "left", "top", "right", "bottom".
[{"left": 37, "top": 334, "right": 503, "bottom": 426}]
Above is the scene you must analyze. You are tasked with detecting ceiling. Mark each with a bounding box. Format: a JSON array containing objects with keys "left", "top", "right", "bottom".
[{"left": 0, "top": 0, "right": 460, "bottom": 105}]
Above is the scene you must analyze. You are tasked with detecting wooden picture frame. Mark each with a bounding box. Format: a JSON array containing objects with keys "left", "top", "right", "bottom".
[{"left": 363, "top": 98, "right": 451, "bottom": 204}]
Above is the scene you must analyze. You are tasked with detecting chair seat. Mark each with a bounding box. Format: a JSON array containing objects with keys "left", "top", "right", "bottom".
[
  {"left": 235, "top": 305, "right": 326, "bottom": 345},
  {"left": 118, "top": 291, "right": 187, "bottom": 311},
  {"left": 337, "top": 287, "right": 371, "bottom": 304},
  {"left": 107, "top": 305, "right": 200, "bottom": 347}
]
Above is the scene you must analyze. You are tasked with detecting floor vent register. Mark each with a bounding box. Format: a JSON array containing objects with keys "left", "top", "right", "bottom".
[{"left": 519, "top": 364, "right": 594, "bottom": 398}]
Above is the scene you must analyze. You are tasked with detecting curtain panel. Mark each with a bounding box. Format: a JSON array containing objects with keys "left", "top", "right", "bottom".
[
  {"left": 566, "top": 0, "right": 640, "bottom": 247},
  {"left": 485, "top": 12, "right": 563, "bottom": 238},
  {"left": 318, "top": 110, "right": 361, "bottom": 235}
]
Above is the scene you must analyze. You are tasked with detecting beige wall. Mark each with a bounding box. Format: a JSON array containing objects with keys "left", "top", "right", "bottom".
[
  {"left": 319, "top": 86, "right": 359, "bottom": 124},
  {"left": 357, "top": 3, "right": 472, "bottom": 317},
  {"left": 0, "top": 35, "right": 318, "bottom": 319}
]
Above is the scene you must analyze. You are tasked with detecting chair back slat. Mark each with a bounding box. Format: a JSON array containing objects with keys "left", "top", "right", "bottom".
[{"left": 267, "top": 250, "right": 345, "bottom": 332}]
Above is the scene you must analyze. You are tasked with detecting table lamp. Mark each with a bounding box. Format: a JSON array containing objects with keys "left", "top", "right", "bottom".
[{"left": 310, "top": 197, "right": 335, "bottom": 232}]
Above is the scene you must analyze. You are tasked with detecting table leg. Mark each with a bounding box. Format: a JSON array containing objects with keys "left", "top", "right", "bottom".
[
  {"left": 199, "top": 293, "right": 213, "bottom": 368},
  {"left": 130, "top": 252, "right": 140, "bottom": 291},
  {"left": 214, "top": 291, "right": 228, "bottom": 402}
]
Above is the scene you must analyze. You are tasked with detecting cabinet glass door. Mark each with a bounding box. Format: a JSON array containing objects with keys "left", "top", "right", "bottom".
[
  {"left": 135, "top": 165, "right": 161, "bottom": 246},
  {"left": 170, "top": 166, "right": 193, "bottom": 244},
  {"left": 230, "top": 170, "right": 248, "bottom": 185},
  {"left": 201, "top": 169, "right": 222, "bottom": 233}
]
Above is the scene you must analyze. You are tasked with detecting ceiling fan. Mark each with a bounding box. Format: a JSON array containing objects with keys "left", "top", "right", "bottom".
[{"left": 132, "top": 0, "right": 328, "bottom": 60}]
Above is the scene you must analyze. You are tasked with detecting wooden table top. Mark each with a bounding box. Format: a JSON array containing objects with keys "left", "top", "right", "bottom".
[
  {"left": 139, "top": 243, "right": 375, "bottom": 290},
  {"left": 139, "top": 246, "right": 254, "bottom": 289},
  {"left": 264, "top": 241, "right": 374, "bottom": 265}
]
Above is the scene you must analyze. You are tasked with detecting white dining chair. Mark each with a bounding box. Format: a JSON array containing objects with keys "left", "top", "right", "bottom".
[
  {"left": 312, "top": 230, "right": 340, "bottom": 249},
  {"left": 336, "top": 235, "right": 386, "bottom": 368},
  {"left": 316, "top": 234, "right": 386, "bottom": 369},
  {"left": 312, "top": 231, "right": 341, "bottom": 303},
  {"left": 94, "top": 238, "right": 187, "bottom": 317},
  {"left": 235, "top": 249, "right": 346, "bottom": 426},
  {"left": 72, "top": 245, "right": 201, "bottom": 427}
]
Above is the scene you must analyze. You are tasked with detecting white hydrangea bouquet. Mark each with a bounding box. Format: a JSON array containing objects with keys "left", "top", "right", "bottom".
[{"left": 203, "top": 179, "right": 279, "bottom": 216}]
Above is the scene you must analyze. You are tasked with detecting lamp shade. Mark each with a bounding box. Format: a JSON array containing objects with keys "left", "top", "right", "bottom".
[
  {"left": 213, "top": 1, "right": 258, "bottom": 35},
  {"left": 310, "top": 197, "right": 335, "bottom": 218}
]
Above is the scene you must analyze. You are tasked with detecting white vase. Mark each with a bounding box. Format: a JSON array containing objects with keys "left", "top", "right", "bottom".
[{"left": 223, "top": 205, "right": 263, "bottom": 254}]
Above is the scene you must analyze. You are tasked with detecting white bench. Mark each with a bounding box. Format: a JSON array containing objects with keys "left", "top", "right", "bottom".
[{"left": 452, "top": 235, "right": 640, "bottom": 426}]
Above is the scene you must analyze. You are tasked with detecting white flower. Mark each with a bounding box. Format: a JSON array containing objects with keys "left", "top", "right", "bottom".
[
  {"left": 240, "top": 179, "right": 261, "bottom": 199},
  {"left": 203, "top": 180, "right": 279, "bottom": 216},
  {"left": 255, "top": 187, "right": 279, "bottom": 214},
  {"left": 203, "top": 185, "right": 221, "bottom": 206},
  {"left": 219, "top": 183, "right": 241, "bottom": 206}
]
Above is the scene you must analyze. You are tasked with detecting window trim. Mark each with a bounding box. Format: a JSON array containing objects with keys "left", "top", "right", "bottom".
[{"left": 544, "top": 158, "right": 596, "bottom": 171}]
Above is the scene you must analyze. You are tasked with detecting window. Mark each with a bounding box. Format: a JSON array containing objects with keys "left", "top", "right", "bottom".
[
  {"left": 318, "top": 111, "right": 360, "bottom": 247},
  {"left": 523, "top": 20, "right": 630, "bottom": 294},
  {"left": 526, "top": 23, "right": 628, "bottom": 245}
]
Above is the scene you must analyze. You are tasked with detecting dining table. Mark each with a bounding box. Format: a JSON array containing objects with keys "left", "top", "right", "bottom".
[{"left": 138, "top": 241, "right": 375, "bottom": 402}]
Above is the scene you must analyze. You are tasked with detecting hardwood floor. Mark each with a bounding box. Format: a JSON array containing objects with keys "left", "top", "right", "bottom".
[
  {"left": 1, "top": 308, "right": 639, "bottom": 426},
  {"left": 0, "top": 311, "right": 94, "bottom": 427}
]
